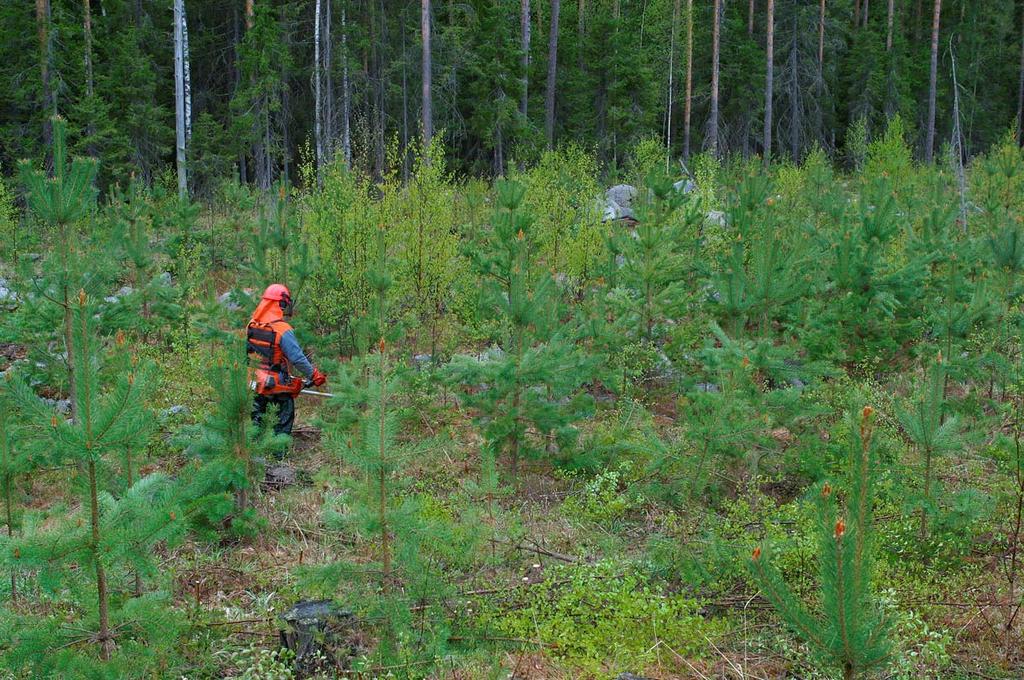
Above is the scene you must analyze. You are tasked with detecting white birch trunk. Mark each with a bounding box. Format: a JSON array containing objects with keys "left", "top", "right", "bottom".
[
  {"left": 183, "top": 4, "right": 192, "bottom": 143},
  {"left": 342, "top": 3, "right": 351, "bottom": 165},
  {"left": 314, "top": 0, "right": 323, "bottom": 186},
  {"left": 174, "top": 0, "right": 188, "bottom": 199}
]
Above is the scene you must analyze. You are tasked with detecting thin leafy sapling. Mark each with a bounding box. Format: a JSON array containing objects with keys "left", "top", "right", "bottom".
[
  {"left": 0, "top": 383, "right": 37, "bottom": 602},
  {"left": 705, "top": 174, "right": 811, "bottom": 338}
]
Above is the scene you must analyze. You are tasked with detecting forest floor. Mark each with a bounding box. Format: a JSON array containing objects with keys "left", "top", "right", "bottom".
[{"left": 135, "top": 363, "right": 1021, "bottom": 678}]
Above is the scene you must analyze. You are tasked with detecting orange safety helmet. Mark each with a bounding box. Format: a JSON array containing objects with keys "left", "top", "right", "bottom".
[
  {"left": 262, "top": 283, "right": 291, "bottom": 302},
  {"left": 260, "top": 283, "right": 293, "bottom": 317}
]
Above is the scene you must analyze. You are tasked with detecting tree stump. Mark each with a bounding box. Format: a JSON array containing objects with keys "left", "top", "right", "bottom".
[{"left": 279, "top": 599, "right": 356, "bottom": 676}]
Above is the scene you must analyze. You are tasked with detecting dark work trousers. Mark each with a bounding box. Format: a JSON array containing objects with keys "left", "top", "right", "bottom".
[{"left": 252, "top": 394, "right": 296, "bottom": 438}]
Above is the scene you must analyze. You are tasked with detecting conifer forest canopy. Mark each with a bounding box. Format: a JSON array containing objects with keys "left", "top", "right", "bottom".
[{"left": 5, "top": 0, "right": 1024, "bottom": 679}]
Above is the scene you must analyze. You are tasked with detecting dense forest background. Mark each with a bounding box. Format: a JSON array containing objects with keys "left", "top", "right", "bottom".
[{"left": 1, "top": 0, "right": 1021, "bottom": 192}]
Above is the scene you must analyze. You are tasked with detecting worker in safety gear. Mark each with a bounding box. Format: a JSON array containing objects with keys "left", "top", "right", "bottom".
[{"left": 246, "top": 284, "right": 327, "bottom": 437}]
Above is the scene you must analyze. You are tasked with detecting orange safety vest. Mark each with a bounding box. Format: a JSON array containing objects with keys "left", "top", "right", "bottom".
[{"left": 246, "top": 299, "right": 303, "bottom": 396}]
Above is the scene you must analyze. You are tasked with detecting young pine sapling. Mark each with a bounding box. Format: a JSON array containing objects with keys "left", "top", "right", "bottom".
[
  {"left": 898, "top": 352, "right": 961, "bottom": 543},
  {"left": 448, "top": 180, "right": 594, "bottom": 479},
  {"left": 16, "top": 116, "right": 99, "bottom": 425},
  {"left": 3, "top": 293, "right": 183, "bottom": 669},
  {"left": 749, "top": 406, "right": 890, "bottom": 680}
]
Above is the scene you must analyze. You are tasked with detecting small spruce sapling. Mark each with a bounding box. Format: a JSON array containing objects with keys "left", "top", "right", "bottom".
[
  {"left": 684, "top": 322, "right": 819, "bottom": 494},
  {"left": 813, "top": 179, "right": 927, "bottom": 361},
  {"left": 749, "top": 407, "right": 890, "bottom": 680},
  {"left": 448, "top": 180, "right": 594, "bottom": 478}
]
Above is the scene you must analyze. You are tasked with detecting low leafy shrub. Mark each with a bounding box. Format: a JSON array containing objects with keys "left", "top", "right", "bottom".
[
  {"left": 486, "top": 561, "right": 720, "bottom": 674},
  {"left": 561, "top": 461, "right": 646, "bottom": 525}
]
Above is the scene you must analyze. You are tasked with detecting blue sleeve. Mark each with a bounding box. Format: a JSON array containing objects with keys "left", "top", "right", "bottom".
[{"left": 280, "top": 330, "right": 315, "bottom": 377}]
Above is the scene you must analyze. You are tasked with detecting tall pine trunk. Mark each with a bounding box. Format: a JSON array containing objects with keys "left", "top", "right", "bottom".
[
  {"left": 710, "top": 0, "right": 721, "bottom": 157},
  {"left": 422, "top": 0, "right": 432, "bottom": 149},
  {"left": 83, "top": 0, "right": 96, "bottom": 155},
  {"left": 36, "top": 0, "right": 52, "bottom": 149},
  {"left": 914, "top": 0, "right": 922, "bottom": 43},
  {"left": 748, "top": 0, "right": 755, "bottom": 36},
  {"left": 683, "top": 0, "right": 693, "bottom": 159},
  {"left": 233, "top": 2, "right": 247, "bottom": 183},
  {"left": 789, "top": 10, "right": 800, "bottom": 160},
  {"left": 924, "top": 0, "right": 941, "bottom": 163},
  {"left": 323, "top": 0, "right": 332, "bottom": 161},
  {"left": 90, "top": 460, "right": 112, "bottom": 660},
  {"left": 763, "top": 0, "right": 774, "bottom": 166},
  {"left": 666, "top": 0, "right": 680, "bottom": 162},
  {"left": 886, "top": 0, "right": 895, "bottom": 51},
  {"left": 818, "top": 0, "right": 826, "bottom": 83},
  {"left": 401, "top": 12, "right": 410, "bottom": 178},
  {"left": 577, "top": 0, "right": 585, "bottom": 70},
  {"left": 1018, "top": 4, "right": 1024, "bottom": 143},
  {"left": 545, "top": 0, "right": 560, "bottom": 149},
  {"left": 520, "top": 0, "right": 531, "bottom": 119},
  {"left": 371, "top": 0, "right": 385, "bottom": 177}
]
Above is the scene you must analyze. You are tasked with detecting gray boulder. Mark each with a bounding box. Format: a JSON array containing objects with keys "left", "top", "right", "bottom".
[
  {"left": 218, "top": 291, "right": 243, "bottom": 311},
  {"left": 705, "top": 210, "right": 727, "bottom": 227},
  {"left": 162, "top": 404, "right": 190, "bottom": 418},
  {"left": 476, "top": 345, "right": 505, "bottom": 363},
  {"left": 104, "top": 285, "right": 134, "bottom": 304},
  {"left": 42, "top": 398, "right": 72, "bottom": 415},
  {"left": 603, "top": 184, "right": 639, "bottom": 222},
  {"left": 0, "top": 278, "right": 18, "bottom": 307}
]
